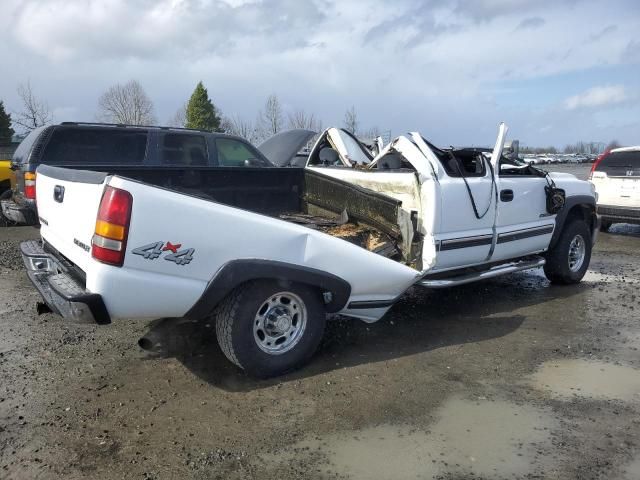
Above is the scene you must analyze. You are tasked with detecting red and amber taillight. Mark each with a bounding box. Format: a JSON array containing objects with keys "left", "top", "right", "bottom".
[
  {"left": 24, "top": 172, "right": 36, "bottom": 200},
  {"left": 589, "top": 150, "right": 610, "bottom": 180},
  {"left": 91, "top": 186, "right": 133, "bottom": 266}
]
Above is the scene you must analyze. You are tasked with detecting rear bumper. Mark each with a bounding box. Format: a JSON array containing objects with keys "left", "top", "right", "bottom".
[
  {"left": 20, "top": 240, "right": 111, "bottom": 324},
  {"left": 1, "top": 199, "right": 38, "bottom": 225},
  {"left": 597, "top": 205, "right": 640, "bottom": 225}
]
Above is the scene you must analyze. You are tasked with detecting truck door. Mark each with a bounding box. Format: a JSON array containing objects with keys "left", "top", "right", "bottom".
[
  {"left": 490, "top": 146, "right": 556, "bottom": 263},
  {"left": 421, "top": 121, "right": 507, "bottom": 273}
]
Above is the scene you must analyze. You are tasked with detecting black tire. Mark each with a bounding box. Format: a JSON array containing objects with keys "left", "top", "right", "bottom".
[
  {"left": 543, "top": 220, "right": 592, "bottom": 284},
  {"left": 600, "top": 220, "right": 612, "bottom": 232},
  {"left": 0, "top": 189, "right": 14, "bottom": 227},
  {"left": 214, "top": 280, "right": 326, "bottom": 378}
]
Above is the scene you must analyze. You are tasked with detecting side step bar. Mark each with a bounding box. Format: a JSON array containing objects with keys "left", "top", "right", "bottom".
[{"left": 418, "top": 257, "right": 546, "bottom": 289}]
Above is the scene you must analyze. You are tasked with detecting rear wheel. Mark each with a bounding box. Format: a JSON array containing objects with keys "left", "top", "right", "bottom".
[
  {"left": 215, "top": 280, "right": 326, "bottom": 378},
  {"left": 543, "top": 220, "right": 592, "bottom": 284}
]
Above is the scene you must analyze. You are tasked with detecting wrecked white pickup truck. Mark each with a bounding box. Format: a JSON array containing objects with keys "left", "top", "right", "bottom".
[{"left": 21, "top": 124, "right": 598, "bottom": 377}]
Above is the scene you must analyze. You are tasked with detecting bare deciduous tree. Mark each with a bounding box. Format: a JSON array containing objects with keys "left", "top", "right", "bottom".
[
  {"left": 343, "top": 106, "right": 358, "bottom": 135},
  {"left": 287, "top": 109, "right": 322, "bottom": 131},
  {"left": 13, "top": 81, "right": 52, "bottom": 132},
  {"left": 258, "top": 94, "right": 283, "bottom": 139},
  {"left": 168, "top": 103, "right": 187, "bottom": 128},
  {"left": 221, "top": 115, "right": 261, "bottom": 144},
  {"left": 97, "top": 80, "right": 156, "bottom": 125}
]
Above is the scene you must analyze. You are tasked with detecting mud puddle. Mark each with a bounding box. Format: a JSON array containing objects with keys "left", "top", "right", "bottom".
[
  {"left": 271, "top": 396, "right": 556, "bottom": 479},
  {"left": 532, "top": 359, "right": 640, "bottom": 401}
]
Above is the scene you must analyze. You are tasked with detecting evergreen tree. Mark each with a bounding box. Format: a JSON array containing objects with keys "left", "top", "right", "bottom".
[
  {"left": 185, "top": 82, "right": 221, "bottom": 132},
  {"left": 0, "top": 101, "right": 14, "bottom": 146}
]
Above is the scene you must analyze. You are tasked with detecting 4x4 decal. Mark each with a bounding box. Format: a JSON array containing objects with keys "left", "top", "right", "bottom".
[{"left": 132, "top": 241, "right": 195, "bottom": 265}]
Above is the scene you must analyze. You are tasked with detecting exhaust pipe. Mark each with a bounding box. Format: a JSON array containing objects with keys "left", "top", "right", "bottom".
[{"left": 138, "top": 334, "right": 163, "bottom": 352}]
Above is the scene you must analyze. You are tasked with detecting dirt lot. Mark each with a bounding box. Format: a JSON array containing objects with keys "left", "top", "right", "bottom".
[{"left": 1, "top": 165, "right": 639, "bottom": 479}]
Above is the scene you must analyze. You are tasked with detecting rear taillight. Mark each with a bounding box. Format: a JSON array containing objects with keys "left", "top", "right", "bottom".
[
  {"left": 24, "top": 172, "right": 36, "bottom": 200},
  {"left": 92, "top": 186, "right": 133, "bottom": 267},
  {"left": 589, "top": 150, "right": 609, "bottom": 180}
]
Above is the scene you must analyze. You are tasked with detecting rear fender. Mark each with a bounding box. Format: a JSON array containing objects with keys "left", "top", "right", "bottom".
[{"left": 185, "top": 259, "right": 351, "bottom": 320}]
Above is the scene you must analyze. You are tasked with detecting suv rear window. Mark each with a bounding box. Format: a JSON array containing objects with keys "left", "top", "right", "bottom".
[
  {"left": 160, "top": 134, "right": 208, "bottom": 166},
  {"left": 44, "top": 128, "right": 148, "bottom": 164},
  {"left": 597, "top": 150, "right": 640, "bottom": 176}
]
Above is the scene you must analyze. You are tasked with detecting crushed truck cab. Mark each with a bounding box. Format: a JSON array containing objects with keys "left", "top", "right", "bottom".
[{"left": 23, "top": 123, "right": 598, "bottom": 377}]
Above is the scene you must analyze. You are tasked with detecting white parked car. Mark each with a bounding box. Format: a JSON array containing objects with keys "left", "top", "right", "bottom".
[
  {"left": 21, "top": 124, "right": 598, "bottom": 377},
  {"left": 589, "top": 146, "right": 640, "bottom": 231}
]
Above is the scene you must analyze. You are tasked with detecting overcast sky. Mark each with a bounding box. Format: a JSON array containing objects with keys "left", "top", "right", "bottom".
[{"left": 1, "top": 0, "right": 638, "bottom": 147}]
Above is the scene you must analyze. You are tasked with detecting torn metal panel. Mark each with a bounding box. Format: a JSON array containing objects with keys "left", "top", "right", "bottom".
[{"left": 303, "top": 169, "right": 403, "bottom": 239}]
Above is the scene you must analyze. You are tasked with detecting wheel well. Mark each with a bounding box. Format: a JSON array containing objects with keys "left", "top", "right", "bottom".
[
  {"left": 185, "top": 260, "right": 352, "bottom": 320},
  {"left": 549, "top": 196, "right": 597, "bottom": 250},
  {"left": 566, "top": 204, "right": 596, "bottom": 232},
  {"left": 234, "top": 278, "right": 327, "bottom": 303}
]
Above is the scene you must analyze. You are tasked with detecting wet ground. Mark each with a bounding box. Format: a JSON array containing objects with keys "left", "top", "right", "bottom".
[{"left": 1, "top": 164, "right": 640, "bottom": 479}]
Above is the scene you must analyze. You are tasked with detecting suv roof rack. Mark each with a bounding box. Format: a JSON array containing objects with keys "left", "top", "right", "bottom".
[{"left": 59, "top": 121, "right": 213, "bottom": 134}]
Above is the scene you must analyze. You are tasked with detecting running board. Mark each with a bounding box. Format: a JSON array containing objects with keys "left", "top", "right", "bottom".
[{"left": 418, "top": 257, "right": 546, "bottom": 289}]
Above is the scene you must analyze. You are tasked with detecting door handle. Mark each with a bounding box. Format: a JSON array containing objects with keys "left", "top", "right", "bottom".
[
  {"left": 500, "top": 189, "right": 514, "bottom": 202},
  {"left": 53, "top": 185, "right": 65, "bottom": 203}
]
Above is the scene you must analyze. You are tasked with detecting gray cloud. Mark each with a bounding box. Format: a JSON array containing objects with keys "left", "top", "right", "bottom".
[
  {"left": 516, "top": 16, "right": 545, "bottom": 30},
  {"left": 0, "top": 0, "right": 638, "bottom": 148},
  {"left": 454, "top": 0, "right": 561, "bottom": 22},
  {"left": 621, "top": 40, "right": 640, "bottom": 64},
  {"left": 10, "top": 0, "right": 327, "bottom": 61},
  {"left": 589, "top": 24, "right": 617, "bottom": 42}
]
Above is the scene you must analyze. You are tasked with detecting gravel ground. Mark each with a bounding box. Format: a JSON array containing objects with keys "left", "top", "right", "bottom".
[{"left": 1, "top": 164, "right": 640, "bottom": 479}]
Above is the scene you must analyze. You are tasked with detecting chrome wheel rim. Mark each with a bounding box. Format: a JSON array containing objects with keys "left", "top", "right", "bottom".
[
  {"left": 253, "top": 291, "right": 307, "bottom": 355},
  {"left": 568, "top": 234, "right": 586, "bottom": 272}
]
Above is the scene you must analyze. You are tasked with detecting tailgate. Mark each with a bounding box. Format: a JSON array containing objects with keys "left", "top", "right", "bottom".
[{"left": 36, "top": 165, "right": 108, "bottom": 272}]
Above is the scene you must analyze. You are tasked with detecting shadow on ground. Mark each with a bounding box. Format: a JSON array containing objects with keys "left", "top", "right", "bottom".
[{"left": 140, "top": 271, "right": 590, "bottom": 392}]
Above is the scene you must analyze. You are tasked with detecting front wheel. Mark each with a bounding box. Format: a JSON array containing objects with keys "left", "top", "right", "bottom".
[
  {"left": 543, "top": 220, "right": 592, "bottom": 284},
  {"left": 600, "top": 220, "right": 612, "bottom": 232},
  {"left": 215, "top": 280, "right": 326, "bottom": 378}
]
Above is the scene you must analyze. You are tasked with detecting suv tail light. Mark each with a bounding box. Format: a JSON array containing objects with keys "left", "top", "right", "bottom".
[
  {"left": 92, "top": 186, "right": 133, "bottom": 266},
  {"left": 24, "top": 172, "right": 36, "bottom": 199},
  {"left": 589, "top": 150, "right": 610, "bottom": 180}
]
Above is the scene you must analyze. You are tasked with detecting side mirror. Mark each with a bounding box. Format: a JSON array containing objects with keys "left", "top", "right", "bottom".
[{"left": 244, "top": 158, "right": 261, "bottom": 167}]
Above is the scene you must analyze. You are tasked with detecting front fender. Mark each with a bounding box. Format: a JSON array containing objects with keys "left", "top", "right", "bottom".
[{"left": 549, "top": 195, "right": 596, "bottom": 249}]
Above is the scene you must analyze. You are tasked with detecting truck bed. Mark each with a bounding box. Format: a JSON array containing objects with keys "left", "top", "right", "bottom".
[
  {"left": 278, "top": 212, "right": 400, "bottom": 259},
  {"left": 184, "top": 168, "right": 408, "bottom": 262}
]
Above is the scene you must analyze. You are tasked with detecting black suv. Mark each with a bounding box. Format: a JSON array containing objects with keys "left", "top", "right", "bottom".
[{"left": 1, "top": 122, "right": 282, "bottom": 225}]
